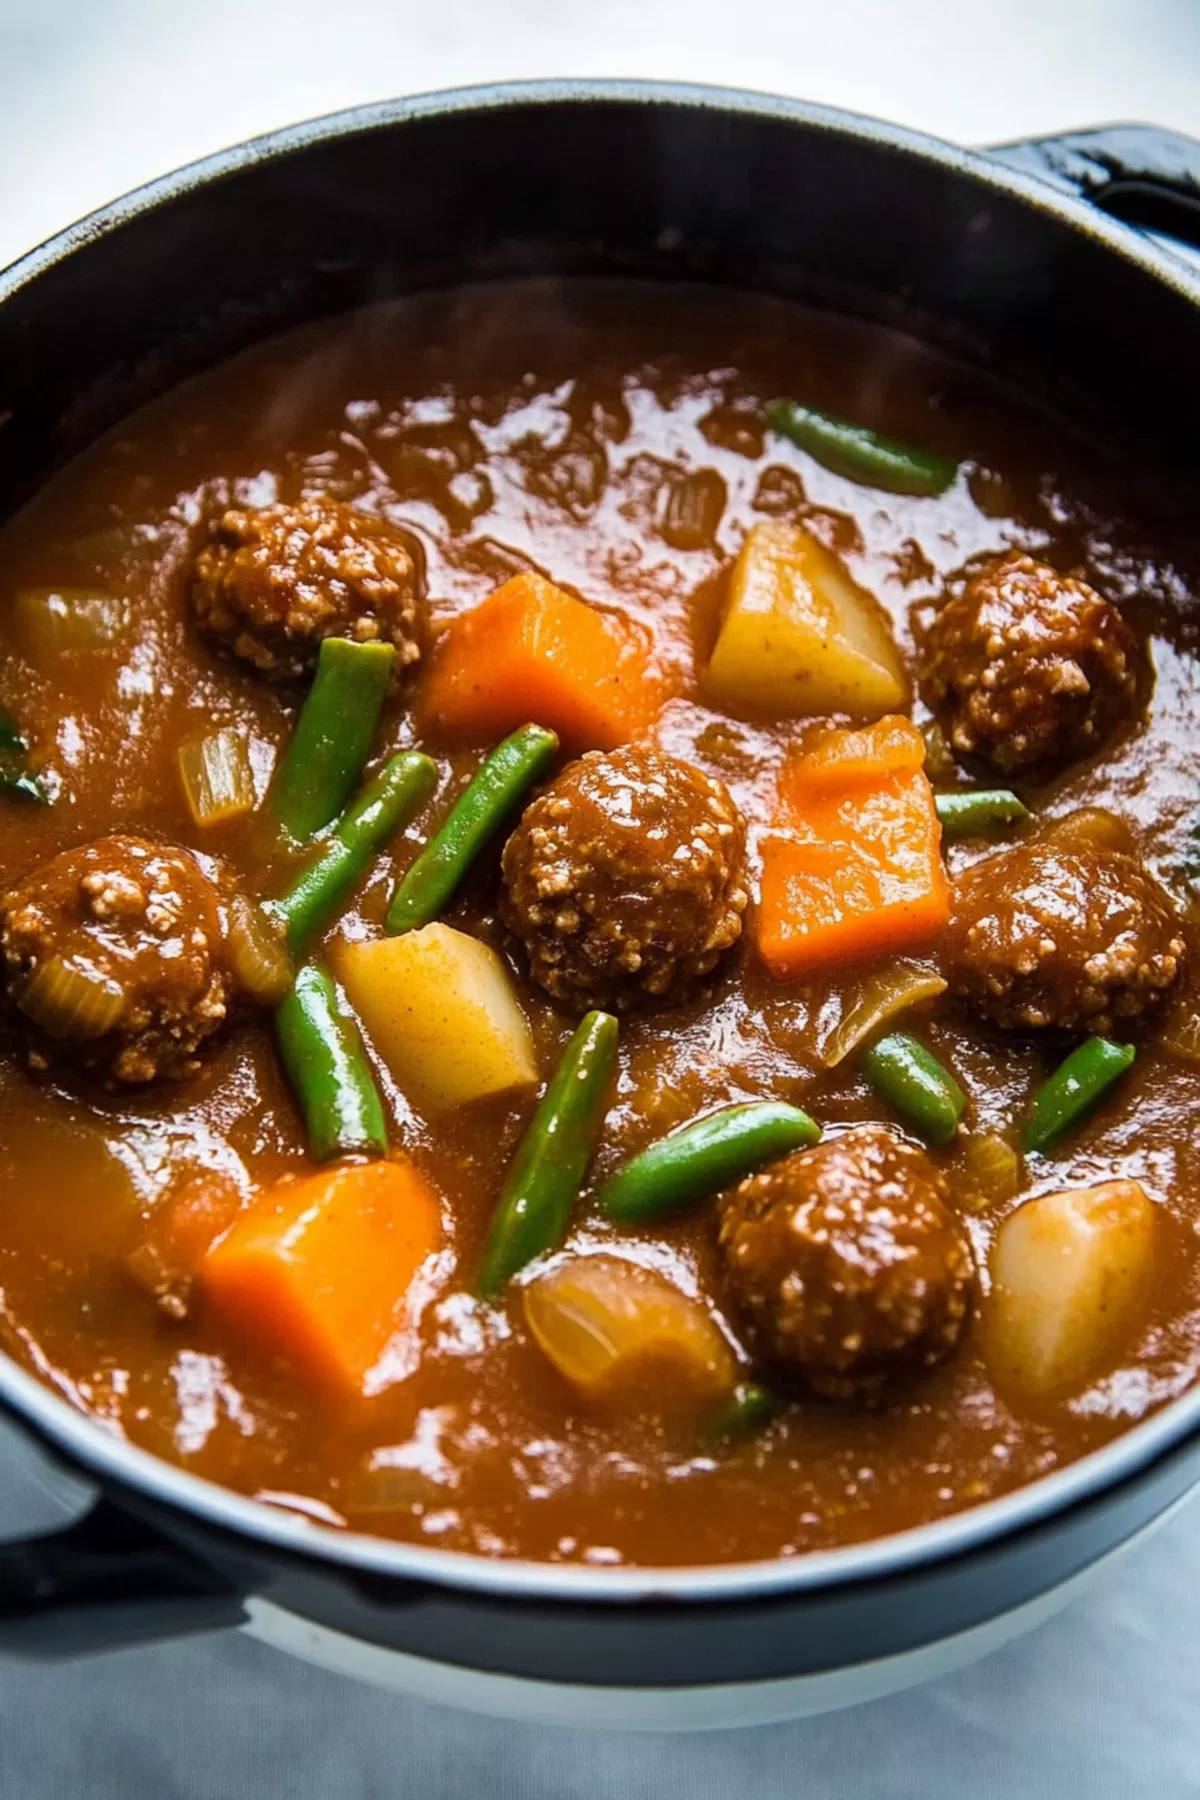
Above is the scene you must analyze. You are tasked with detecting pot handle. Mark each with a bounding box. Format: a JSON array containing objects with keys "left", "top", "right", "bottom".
[
  {"left": 0, "top": 1498, "right": 248, "bottom": 1659},
  {"left": 0, "top": 1408, "right": 245, "bottom": 1659},
  {"left": 987, "top": 124, "right": 1200, "bottom": 255}
]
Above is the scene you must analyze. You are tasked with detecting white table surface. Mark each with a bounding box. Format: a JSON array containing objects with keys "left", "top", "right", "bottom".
[{"left": 2, "top": 1, "right": 1200, "bottom": 1792}]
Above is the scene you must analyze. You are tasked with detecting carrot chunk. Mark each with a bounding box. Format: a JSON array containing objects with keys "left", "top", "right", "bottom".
[
  {"left": 201, "top": 1159, "right": 442, "bottom": 1396},
  {"left": 757, "top": 717, "right": 948, "bottom": 979},
  {"left": 791, "top": 713, "right": 926, "bottom": 792},
  {"left": 421, "top": 573, "right": 657, "bottom": 750}
]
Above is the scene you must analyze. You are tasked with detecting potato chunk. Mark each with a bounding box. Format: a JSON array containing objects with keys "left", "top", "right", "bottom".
[
  {"left": 985, "top": 1179, "right": 1156, "bottom": 1400},
  {"left": 705, "top": 520, "right": 906, "bottom": 718},
  {"left": 332, "top": 924, "right": 538, "bottom": 1114}
]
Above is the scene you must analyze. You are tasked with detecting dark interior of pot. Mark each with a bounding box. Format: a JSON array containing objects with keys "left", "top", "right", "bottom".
[
  {"left": 4, "top": 95, "right": 1200, "bottom": 507},
  {"left": 2, "top": 92, "right": 1200, "bottom": 1582}
]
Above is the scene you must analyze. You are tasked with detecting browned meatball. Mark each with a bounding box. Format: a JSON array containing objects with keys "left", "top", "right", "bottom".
[
  {"left": 191, "top": 497, "right": 423, "bottom": 681},
  {"left": 943, "top": 840, "right": 1185, "bottom": 1034},
  {"left": 500, "top": 746, "right": 749, "bottom": 1012},
  {"left": 918, "top": 553, "right": 1139, "bottom": 775},
  {"left": 717, "top": 1126, "right": 974, "bottom": 1402},
  {"left": 1, "top": 836, "right": 233, "bottom": 1083}
]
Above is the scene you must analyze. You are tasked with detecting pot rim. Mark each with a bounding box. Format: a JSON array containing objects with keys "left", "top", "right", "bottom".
[{"left": 3, "top": 76, "right": 1200, "bottom": 1606}]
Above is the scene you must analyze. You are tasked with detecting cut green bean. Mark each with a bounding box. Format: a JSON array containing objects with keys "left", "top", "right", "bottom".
[
  {"left": 709, "top": 1382, "right": 784, "bottom": 1444},
  {"left": 861, "top": 1031, "right": 967, "bottom": 1146},
  {"left": 387, "top": 724, "right": 558, "bottom": 935},
  {"left": 272, "top": 638, "right": 395, "bottom": 842},
  {"left": 477, "top": 1010, "right": 619, "bottom": 1300},
  {"left": 766, "top": 399, "right": 958, "bottom": 498},
  {"left": 935, "top": 789, "right": 1029, "bottom": 837},
  {"left": 598, "top": 1102, "right": 821, "bottom": 1223},
  {"left": 0, "top": 710, "right": 50, "bottom": 805},
  {"left": 275, "top": 963, "right": 388, "bottom": 1163},
  {"left": 273, "top": 751, "right": 436, "bottom": 953},
  {"left": 1023, "top": 1037, "right": 1136, "bottom": 1154}
]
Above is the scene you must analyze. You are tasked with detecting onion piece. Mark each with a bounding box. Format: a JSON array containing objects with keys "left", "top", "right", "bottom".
[
  {"left": 961, "top": 1132, "right": 1022, "bottom": 1212},
  {"left": 1160, "top": 963, "right": 1200, "bottom": 1064},
  {"left": 820, "top": 958, "right": 947, "bottom": 1068},
  {"left": 523, "top": 1253, "right": 737, "bottom": 1410},
  {"left": 18, "top": 955, "right": 125, "bottom": 1039},
  {"left": 920, "top": 719, "right": 957, "bottom": 783},
  {"left": 14, "top": 586, "right": 127, "bottom": 655},
  {"left": 1163, "top": 1005, "right": 1200, "bottom": 1065},
  {"left": 1043, "top": 807, "right": 1135, "bottom": 856},
  {"left": 226, "top": 894, "right": 294, "bottom": 1004},
  {"left": 660, "top": 468, "right": 726, "bottom": 551},
  {"left": 178, "top": 729, "right": 256, "bottom": 827}
]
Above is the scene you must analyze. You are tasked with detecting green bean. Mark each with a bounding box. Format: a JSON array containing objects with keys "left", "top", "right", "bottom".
[
  {"left": 861, "top": 1031, "right": 967, "bottom": 1146},
  {"left": 477, "top": 1011, "right": 619, "bottom": 1300},
  {"left": 709, "top": 1382, "right": 784, "bottom": 1444},
  {"left": 272, "top": 638, "right": 395, "bottom": 842},
  {"left": 597, "top": 1102, "right": 820, "bottom": 1222},
  {"left": 1023, "top": 1037, "right": 1136, "bottom": 1154},
  {"left": 275, "top": 963, "right": 388, "bottom": 1163},
  {"left": 272, "top": 752, "right": 436, "bottom": 953},
  {"left": 386, "top": 724, "right": 558, "bottom": 935},
  {"left": 935, "top": 789, "right": 1029, "bottom": 837},
  {"left": 766, "top": 399, "right": 958, "bottom": 498},
  {"left": 0, "top": 710, "right": 50, "bottom": 805}
]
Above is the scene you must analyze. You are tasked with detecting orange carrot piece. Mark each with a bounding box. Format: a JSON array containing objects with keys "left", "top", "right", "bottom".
[
  {"left": 757, "top": 719, "right": 948, "bottom": 980},
  {"left": 201, "top": 1159, "right": 442, "bottom": 1396},
  {"left": 788, "top": 714, "right": 926, "bottom": 794},
  {"left": 421, "top": 573, "right": 657, "bottom": 750}
]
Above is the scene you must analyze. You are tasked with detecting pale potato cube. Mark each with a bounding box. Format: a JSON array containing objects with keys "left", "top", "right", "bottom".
[
  {"left": 705, "top": 520, "right": 906, "bottom": 718},
  {"left": 332, "top": 924, "right": 538, "bottom": 1115},
  {"left": 985, "top": 1179, "right": 1156, "bottom": 1400}
]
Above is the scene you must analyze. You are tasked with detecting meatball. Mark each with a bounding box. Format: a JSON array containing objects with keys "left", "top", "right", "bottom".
[
  {"left": 190, "top": 496, "right": 423, "bottom": 681},
  {"left": 500, "top": 745, "right": 749, "bottom": 1012},
  {"left": 918, "top": 553, "right": 1139, "bottom": 775},
  {"left": 1, "top": 836, "right": 233, "bottom": 1083},
  {"left": 943, "top": 840, "right": 1185, "bottom": 1034},
  {"left": 717, "top": 1126, "right": 974, "bottom": 1402}
]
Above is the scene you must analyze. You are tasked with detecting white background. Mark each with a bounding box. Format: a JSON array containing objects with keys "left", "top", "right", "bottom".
[
  {"left": 1, "top": 1, "right": 1199, "bottom": 1794},
  {"left": 3, "top": 0, "right": 1200, "bottom": 269}
]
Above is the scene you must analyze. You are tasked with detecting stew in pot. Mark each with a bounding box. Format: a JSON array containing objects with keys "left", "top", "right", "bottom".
[{"left": 1, "top": 279, "right": 1199, "bottom": 1567}]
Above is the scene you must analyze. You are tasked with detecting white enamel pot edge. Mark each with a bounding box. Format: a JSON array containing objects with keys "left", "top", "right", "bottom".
[{"left": 240, "top": 1488, "right": 1198, "bottom": 1730}]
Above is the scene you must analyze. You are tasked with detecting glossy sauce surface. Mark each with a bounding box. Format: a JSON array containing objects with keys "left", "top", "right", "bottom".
[{"left": 1, "top": 280, "right": 1199, "bottom": 1566}]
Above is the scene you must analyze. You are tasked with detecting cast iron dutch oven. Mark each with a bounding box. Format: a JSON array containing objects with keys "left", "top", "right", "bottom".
[{"left": 2, "top": 82, "right": 1200, "bottom": 1724}]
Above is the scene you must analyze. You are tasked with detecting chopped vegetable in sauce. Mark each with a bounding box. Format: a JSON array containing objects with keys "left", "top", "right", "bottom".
[
  {"left": 478, "top": 1010, "right": 618, "bottom": 1299},
  {"left": 1024, "top": 1038, "right": 1137, "bottom": 1154},
  {"left": 766, "top": 399, "right": 959, "bottom": 497},
  {"left": 861, "top": 1031, "right": 967, "bottom": 1147},
  {"left": 757, "top": 717, "right": 948, "bottom": 978}
]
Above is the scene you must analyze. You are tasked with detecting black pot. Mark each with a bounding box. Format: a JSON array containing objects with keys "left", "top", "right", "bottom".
[{"left": 2, "top": 83, "right": 1200, "bottom": 1729}]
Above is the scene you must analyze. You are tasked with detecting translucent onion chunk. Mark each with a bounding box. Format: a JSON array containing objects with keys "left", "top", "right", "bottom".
[
  {"left": 821, "top": 958, "right": 947, "bottom": 1067},
  {"left": 14, "top": 586, "right": 128, "bottom": 655},
  {"left": 178, "top": 728, "right": 256, "bottom": 827},
  {"left": 18, "top": 955, "right": 125, "bottom": 1040},
  {"left": 226, "top": 894, "right": 295, "bottom": 1004},
  {"left": 523, "top": 1253, "right": 737, "bottom": 1410},
  {"left": 960, "top": 1132, "right": 1023, "bottom": 1212}
]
